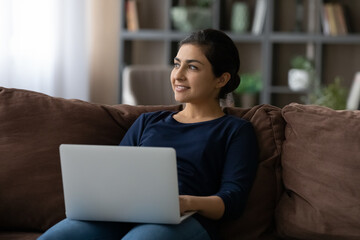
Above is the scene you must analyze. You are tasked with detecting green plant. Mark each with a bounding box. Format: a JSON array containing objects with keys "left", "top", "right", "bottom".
[
  {"left": 178, "top": 0, "right": 212, "bottom": 7},
  {"left": 291, "top": 55, "right": 314, "bottom": 72},
  {"left": 307, "top": 77, "right": 348, "bottom": 110},
  {"left": 192, "top": 0, "right": 212, "bottom": 7},
  {"left": 234, "top": 72, "right": 262, "bottom": 94}
]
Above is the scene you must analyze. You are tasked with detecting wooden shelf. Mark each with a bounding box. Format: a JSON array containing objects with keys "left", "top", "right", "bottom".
[{"left": 119, "top": 0, "right": 360, "bottom": 107}]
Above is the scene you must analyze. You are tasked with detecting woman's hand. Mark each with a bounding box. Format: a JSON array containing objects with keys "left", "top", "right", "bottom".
[
  {"left": 179, "top": 195, "right": 225, "bottom": 220},
  {"left": 179, "top": 195, "right": 193, "bottom": 216}
]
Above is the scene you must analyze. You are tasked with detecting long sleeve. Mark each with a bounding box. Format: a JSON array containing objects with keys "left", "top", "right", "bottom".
[{"left": 215, "top": 122, "right": 258, "bottom": 219}]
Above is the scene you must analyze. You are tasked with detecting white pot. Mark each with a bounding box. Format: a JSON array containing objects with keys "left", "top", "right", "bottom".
[
  {"left": 231, "top": 2, "right": 249, "bottom": 33},
  {"left": 171, "top": 7, "right": 212, "bottom": 32},
  {"left": 288, "top": 69, "right": 310, "bottom": 91}
]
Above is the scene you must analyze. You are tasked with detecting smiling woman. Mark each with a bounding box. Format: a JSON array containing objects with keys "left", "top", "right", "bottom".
[
  {"left": 171, "top": 29, "right": 241, "bottom": 123},
  {"left": 39, "top": 29, "right": 258, "bottom": 240}
]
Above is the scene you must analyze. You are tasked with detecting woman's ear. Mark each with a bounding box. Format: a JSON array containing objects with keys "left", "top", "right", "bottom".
[{"left": 216, "top": 72, "right": 231, "bottom": 88}]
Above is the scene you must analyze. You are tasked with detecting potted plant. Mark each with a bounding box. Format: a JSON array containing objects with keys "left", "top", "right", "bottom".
[
  {"left": 233, "top": 72, "right": 262, "bottom": 107},
  {"left": 288, "top": 55, "right": 314, "bottom": 91},
  {"left": 171, "top": 0, "right": 212, "bottom": 32},
  {"left": 306, "top": 77, "right": 348, "bottom": 110}
]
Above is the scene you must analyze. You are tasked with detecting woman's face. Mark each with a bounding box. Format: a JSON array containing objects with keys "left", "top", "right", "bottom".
[{"left": 171, "top": 44, "right": 223, "bottom": 104}]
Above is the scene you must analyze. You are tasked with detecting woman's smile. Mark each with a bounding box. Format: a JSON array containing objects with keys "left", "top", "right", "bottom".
[{"left": 175, "top": 85, "right": 190, "bottom": 92}]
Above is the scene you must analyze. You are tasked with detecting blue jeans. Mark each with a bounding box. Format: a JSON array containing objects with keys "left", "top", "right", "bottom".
[{"left": 37, "top": 217, "right": 211, "bottom": 240}]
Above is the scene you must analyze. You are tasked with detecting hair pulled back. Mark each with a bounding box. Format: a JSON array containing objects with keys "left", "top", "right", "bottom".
[{"left": 179, "top": 29, "right": 240, "bottom": 99}]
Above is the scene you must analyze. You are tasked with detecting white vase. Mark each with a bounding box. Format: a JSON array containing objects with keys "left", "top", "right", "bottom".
[
  {"left": 171, "top": 7, "right": 212, "bottom": 32},
  {"left": 288, "top": 69, "right": 310, "bottom": 91},
  {"left": 231, "top": 2, "right": 249, "bottom": 33}
]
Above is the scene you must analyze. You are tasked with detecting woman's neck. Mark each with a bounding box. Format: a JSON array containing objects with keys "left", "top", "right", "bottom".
[{"left": 174, "top": 102, "right": 225, "bottom": 123}]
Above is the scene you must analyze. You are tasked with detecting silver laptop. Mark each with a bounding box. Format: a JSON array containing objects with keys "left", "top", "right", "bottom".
[{"left": 59, "top": 144, "right": 195, "bottom": 224}]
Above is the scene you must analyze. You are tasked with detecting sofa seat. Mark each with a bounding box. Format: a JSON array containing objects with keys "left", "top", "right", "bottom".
[{"left": 1, "top": 87, "right": 359, "bottom": 240}]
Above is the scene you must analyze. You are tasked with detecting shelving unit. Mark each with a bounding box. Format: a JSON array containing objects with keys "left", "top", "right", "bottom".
[{"left": 119, "top": 0, "right": 360, "bottom": 107}]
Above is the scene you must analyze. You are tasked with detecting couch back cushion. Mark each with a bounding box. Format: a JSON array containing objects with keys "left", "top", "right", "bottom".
[
  {"left": 219, "top": 105, "right": 285, "bottom": 240},
  {"left": 0, "top": 87, "right": 182, "bottom": 232},
  {"left": 0, "top": 87, "right": 286, "bottom": 239},
  {"left": 276, "top": 103, "right": 360, "bottom": 239}
]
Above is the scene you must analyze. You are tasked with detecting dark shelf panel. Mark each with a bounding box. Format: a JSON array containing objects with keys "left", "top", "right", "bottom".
[
  {"left": 123, "top": 30, "right": 360, "bottom": 44},
  {"left": 270, "top": 32, "right": 360, "bottom": 43},
  {"left": 270, "top": 86, "right": 310, "bottom": 94},
  {"left": 122, "top": 30, "right": 266, "bottom": 42}
]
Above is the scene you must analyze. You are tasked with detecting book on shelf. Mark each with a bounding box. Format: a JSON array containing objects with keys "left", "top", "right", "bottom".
[
  {"left": 321, "top": 3, "right": 348, "bottom": 36},
  {"left": 320, "top": 1, "right": 330, "bottom": 35},
  {"left": 126, "top": 0, "right": 139, "bottom": 32},
  {"left": 347, "top": 72, "right": 360, "bottom": 110},
  {"left": 251, "top": 0, "right": 267, "bottom": 35},
  {"left": 327, "top": 3, "right": 337, "bottom": 35},
  {"left": 307, "top": 0, "right": 321, "bottom": 34},
  {"left": 333, "top": 3, "right": 348, "bottom": 35}
]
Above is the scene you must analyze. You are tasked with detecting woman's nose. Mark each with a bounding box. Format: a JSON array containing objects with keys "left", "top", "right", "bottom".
[{"left": 173, "top": 66, "right": 185, "bottom": 80}]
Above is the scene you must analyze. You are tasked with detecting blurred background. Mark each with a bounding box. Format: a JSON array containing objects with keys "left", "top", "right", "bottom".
[
  {"left": 1, "top": 0, "right": 359, "bottom": 109},
  {"left": 0, "top": 0, "right": 120, "bottom": 104}
]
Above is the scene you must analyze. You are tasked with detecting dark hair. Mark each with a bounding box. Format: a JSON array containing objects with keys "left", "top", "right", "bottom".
[{"left": 179, "top": 29, "right": 240, "bottom": 99}]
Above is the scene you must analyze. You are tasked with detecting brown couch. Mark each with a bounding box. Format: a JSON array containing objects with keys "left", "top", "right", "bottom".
[{"left": 0, "top": 87, "right": 359, "bottom": 240}]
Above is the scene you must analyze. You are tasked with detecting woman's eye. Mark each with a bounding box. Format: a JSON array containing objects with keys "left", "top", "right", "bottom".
[
  {"left": 189, "top": 65, "right": 197, "bottom": 70},
  {"left": 173, "top": 63, "right": 180, "bottom": 68}
]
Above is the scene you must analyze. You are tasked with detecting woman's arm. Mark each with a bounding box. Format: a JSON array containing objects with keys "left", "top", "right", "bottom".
[
  {"left": 179, "top": 195, "right": 225, "bottom": 220},
  {"left": 215, "top": 122, "right": 258, "bottom": 219}
]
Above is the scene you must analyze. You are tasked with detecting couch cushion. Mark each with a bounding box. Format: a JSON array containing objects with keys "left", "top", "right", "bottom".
[
  {"left": 0, "top": 87, "right": 182, "bottom": 232},
  {"left": 0, "top": 232, "right": 41, "bottom": 240},
  {"left": 276, "top": 103, "right": 360, "bottom": 239},
  {"left": 219, "top": 104, "right": 285, "bottom": 240}
]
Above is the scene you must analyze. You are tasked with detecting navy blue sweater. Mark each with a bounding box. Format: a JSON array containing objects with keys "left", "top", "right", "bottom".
[{"left": 120, "top": 111, "right": 258, "bottom": 238}]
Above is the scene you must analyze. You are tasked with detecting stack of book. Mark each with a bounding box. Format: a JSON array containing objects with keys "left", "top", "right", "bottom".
[
  {"left": 126, "top": 0, "right": 139, "bottom": 32},
  {"left": 321, "top": 3, "right": 349, "bottom": 36}
]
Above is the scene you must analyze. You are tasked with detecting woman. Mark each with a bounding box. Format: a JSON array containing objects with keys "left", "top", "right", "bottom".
[{"left": 39, "top": 29, "right": 258, "bottom": 240}]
